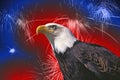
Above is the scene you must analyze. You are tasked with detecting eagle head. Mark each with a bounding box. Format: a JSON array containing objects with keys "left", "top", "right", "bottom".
[{"left": 36, "top": 23, "right": 76, "bottom": 54}]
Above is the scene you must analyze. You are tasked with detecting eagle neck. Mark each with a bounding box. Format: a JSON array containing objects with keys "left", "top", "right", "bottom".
[{"left": 53, "top": 30, "right": 77, "bottom": 54}]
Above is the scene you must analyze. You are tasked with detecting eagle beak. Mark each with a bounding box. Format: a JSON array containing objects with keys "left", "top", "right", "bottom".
[{"left": 36, "top": 25, "right": 47, "bottom": 35}]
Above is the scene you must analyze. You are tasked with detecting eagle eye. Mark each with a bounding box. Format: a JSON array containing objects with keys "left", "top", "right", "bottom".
[{"left": 48, "top": 25, "right": 57, "bottom": 30}]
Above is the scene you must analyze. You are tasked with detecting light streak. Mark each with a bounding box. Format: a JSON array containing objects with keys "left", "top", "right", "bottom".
[{"left": 95, "top": 27, "right": 118, "bottom": 43}]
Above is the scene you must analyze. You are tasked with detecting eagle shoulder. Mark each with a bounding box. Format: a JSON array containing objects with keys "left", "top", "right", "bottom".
[{"left": 72, "top": 41, "right": 120, "bottom": 77}]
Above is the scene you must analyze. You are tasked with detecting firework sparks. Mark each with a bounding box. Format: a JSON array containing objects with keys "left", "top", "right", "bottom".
[
  {"left": 1, "top": 13, "right": 16, "bottom": 32},
  {"left": 26, "top": 50, "right": 63, "bottom": 80}
]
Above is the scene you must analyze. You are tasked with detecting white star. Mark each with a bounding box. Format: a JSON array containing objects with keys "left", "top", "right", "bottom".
[{"left": 9, "top": 48, "right": 15, "bottom": 53}]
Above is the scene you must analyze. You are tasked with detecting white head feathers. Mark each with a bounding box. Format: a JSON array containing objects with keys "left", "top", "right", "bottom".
[{"left": 45, "top": 23, "right": 77, "bottom": 54}]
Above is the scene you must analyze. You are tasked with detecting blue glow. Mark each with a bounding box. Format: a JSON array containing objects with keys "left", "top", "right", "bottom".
[{"left": 9, "top": 48, "right": 15, "bottom": 53}]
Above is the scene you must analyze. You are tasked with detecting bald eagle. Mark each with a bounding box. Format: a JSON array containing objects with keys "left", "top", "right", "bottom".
[{"left": 36, "top": 23, "right": 120, "bottom": 80}]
